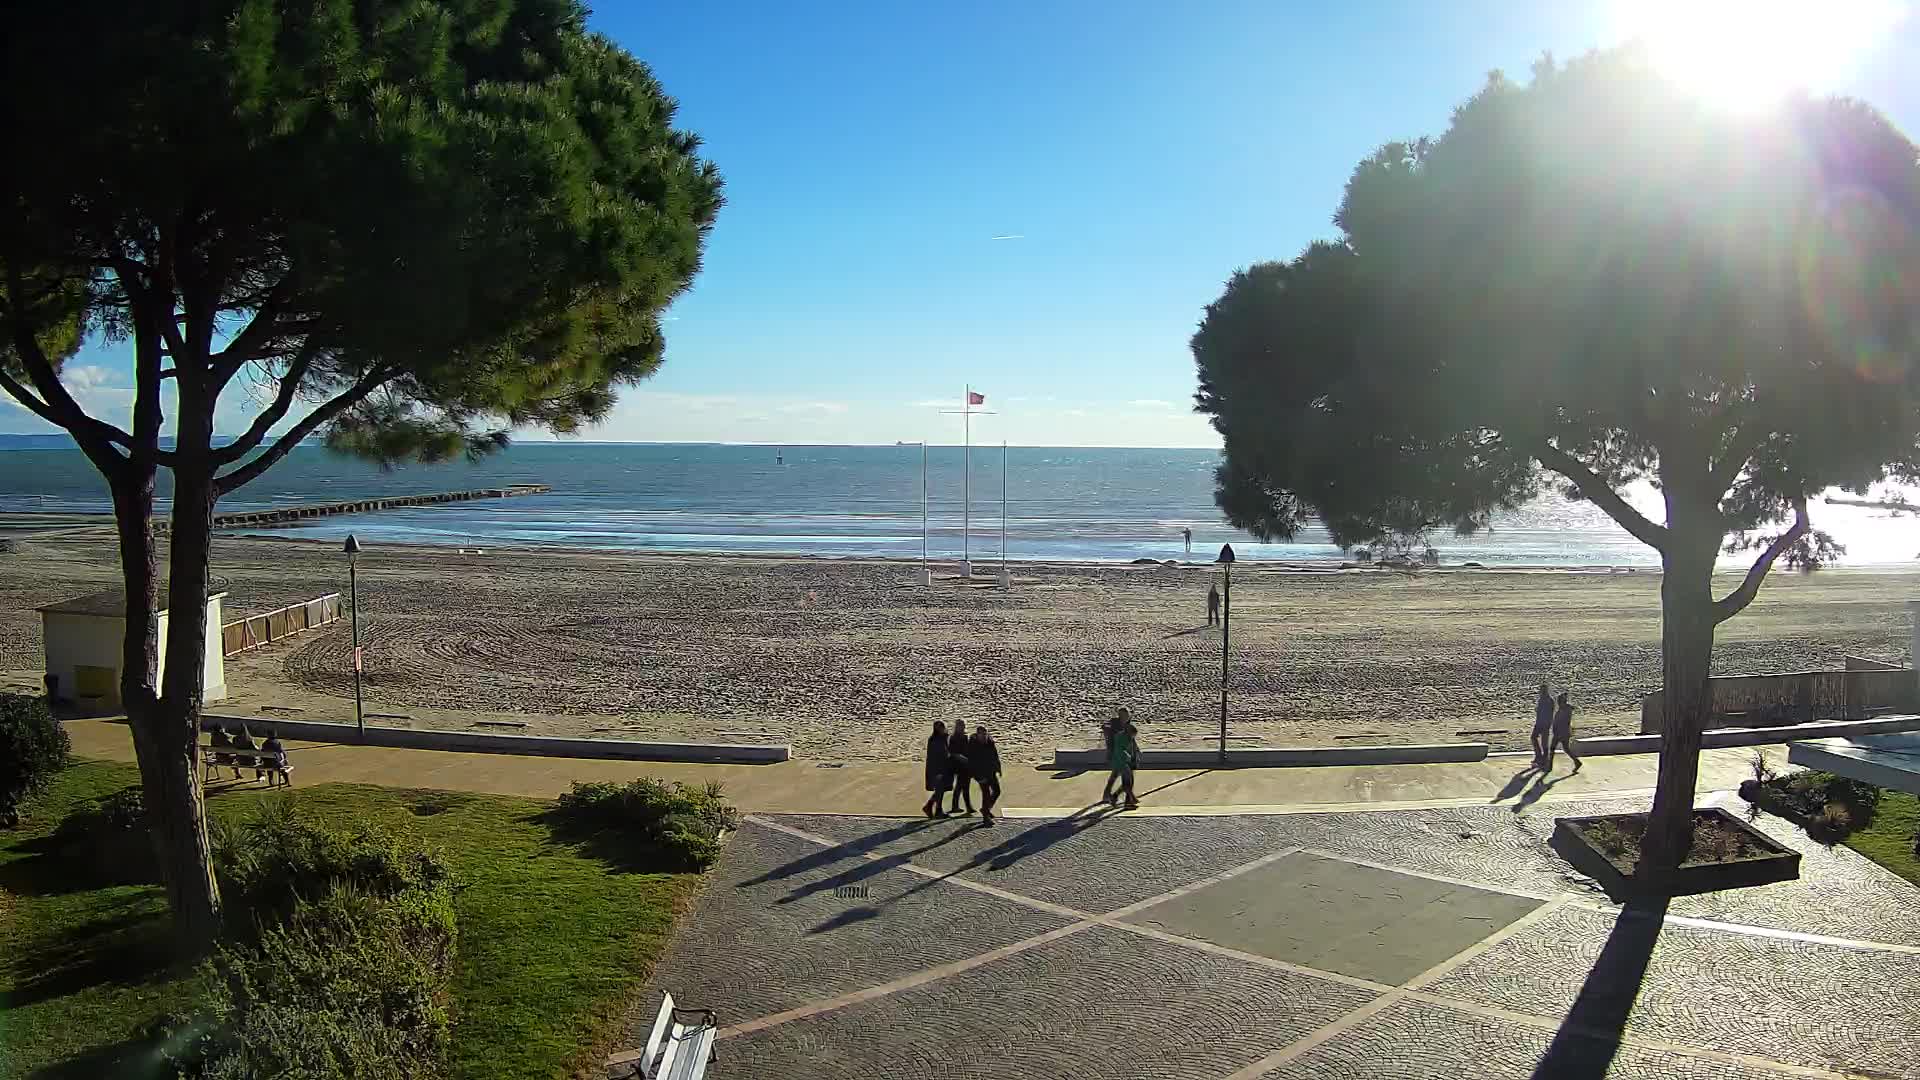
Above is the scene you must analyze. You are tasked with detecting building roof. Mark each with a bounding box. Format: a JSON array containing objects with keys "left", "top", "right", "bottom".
[{"left": 37, "top": 588, "right": 228, "bottom": 618}]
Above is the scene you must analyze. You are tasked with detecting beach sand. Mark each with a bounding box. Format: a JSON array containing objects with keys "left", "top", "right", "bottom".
[{"left": 1, "top": 526, "right": 1912, "bottom": 764}]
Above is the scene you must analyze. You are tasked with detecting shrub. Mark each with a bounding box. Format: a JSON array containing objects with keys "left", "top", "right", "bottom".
[
  {"left": 51, "top": 784, "right": 157, "bottom": 884},
  {"left": 169, "top": 886, "right": 456, "bottom": 1080},
  {"left": 1743, "top": 769, "right": 1884, "bottom": 842},
  {"left": 211, "top": 798, "right": 454, "bottom": 937},
  {"left": 167, "top": 804, "right": 458, "bottom": 1079},
  {"left": 0, "top": 693, "right": 70, "bottom": 825},
  {"left": 554, "top": 777, "right": 738, "bottom": 871}
]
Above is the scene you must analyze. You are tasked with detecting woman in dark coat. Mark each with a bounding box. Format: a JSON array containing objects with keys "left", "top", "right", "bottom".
[
  {"left": 947, "top": 719, "right": 974, "bottom": 816},
  {"left": 923, "top": 721, "right": 950, "bottom": 818},
  {"left": 969, "top": 726, "right": 1004, "bottom": 826}
]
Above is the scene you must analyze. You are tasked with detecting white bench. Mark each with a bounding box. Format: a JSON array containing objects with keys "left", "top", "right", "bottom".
[{"left": 614, "top": 992, "right": 715, "bottom": 1080}]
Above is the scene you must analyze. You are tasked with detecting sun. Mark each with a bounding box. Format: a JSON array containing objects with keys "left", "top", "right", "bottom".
[{"left": 1615, "top": 0, "right": 1905, "bottom": 110}]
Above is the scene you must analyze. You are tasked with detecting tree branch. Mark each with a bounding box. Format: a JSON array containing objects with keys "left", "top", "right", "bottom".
[
  {"left": 3, "top": 270, "right": 138, "bottom": 469},
  {"left": 208, "top": 279, "right": 293, "bottom": 387},
  {"left": 1707, "top": 425, "right": 1764, "bottom": 503},
  {"left": 214, "top": 366, "right": 393, "bottom": 495},
  {"left": 211, "top": 345, "right": 319, "bottom": 465},
  {"left": 1532, "top": 438, "right": 1670, "bottom": 551},
  {"left": 1713, "top": 497, "right": 1810, "bottom": 624},
  {"left": 0, "top": 368, "right": 62, "bottom": 426}
]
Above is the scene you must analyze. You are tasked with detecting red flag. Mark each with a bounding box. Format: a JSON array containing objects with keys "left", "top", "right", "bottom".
[{"left": 966, "top": 391, "right": 985, "bottom": 405}]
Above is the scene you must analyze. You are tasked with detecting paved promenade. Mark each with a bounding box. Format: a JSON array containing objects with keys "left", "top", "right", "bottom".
[
  {"left": 623, "top": 797, "right": 1920, "bottom": 1079},
  {"left": 63, "top": 718, "right": 1761, "bottom": 815}
]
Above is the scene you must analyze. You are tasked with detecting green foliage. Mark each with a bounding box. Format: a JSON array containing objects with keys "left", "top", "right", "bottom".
[
  {"left": 1746, "top": 770, "right": 1884, "bottom": 842},
  {"left": 0, "top": 693, "right": 70, "bottom": 824},
  {"left": 1193, "top": 46, "right": 1920, "bottom": 557},
  {"left": 169, "top": 802, "right": 458, "bottom": 1078},
  {"left": 51, "top": 784, "right": 156, "bottom": 884},
  {"left": 554, "top": 777, "right": 738, "bottom": 871}
]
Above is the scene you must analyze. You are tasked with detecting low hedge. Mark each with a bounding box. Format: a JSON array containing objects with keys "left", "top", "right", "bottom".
[
  {"left": 0, "top": 693, "right": 70, "bottom": 826},
  {"left": 552, "top": 777, "right": 738, "bottom": 871},
  {"left": 1741, "top": 758, "right": 1883, "bottom": 843}
]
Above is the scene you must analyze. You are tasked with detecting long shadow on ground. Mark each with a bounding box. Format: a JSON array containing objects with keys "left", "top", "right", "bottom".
[{"left": 1530, "top": 897, "right": 1668, "bottom": 1078}]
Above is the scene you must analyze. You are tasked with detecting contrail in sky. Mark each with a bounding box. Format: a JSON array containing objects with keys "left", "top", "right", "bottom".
[{"left": 990, "top": 234, "right": 1024, "bottom": 240}]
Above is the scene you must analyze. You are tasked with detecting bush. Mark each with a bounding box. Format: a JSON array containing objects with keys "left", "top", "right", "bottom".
[
  {"left": 165, "top": 803, "right": 458, "bottom": 1079},
  {"left": 554, "top": 778, "right": 738, "bottom": 871},
  {"left": 0, "top": 693, "right": 70, "bottom": 825},
  {"left": 169, "top": 885, "right": 456, "bottom": 1080},
  {"left": 1743, "top": 770, "right": 1884, "bottom": 842},
  {"left": 211, "top": 797, "right": 454, "bottom": 937},
  {"left": 51, "top": 784, "right": 156, "bottom": 883}
]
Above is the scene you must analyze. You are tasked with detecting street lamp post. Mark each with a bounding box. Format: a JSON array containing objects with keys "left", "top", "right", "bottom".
[
  {"left": 1216, "top": 543, "right": 1235, "bottom": 762},
  {"left": 344, "top": 534, "right": 364, "bottom": 741}
]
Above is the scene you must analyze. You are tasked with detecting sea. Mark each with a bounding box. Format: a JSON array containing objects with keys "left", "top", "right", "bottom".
[{"left": 0, "top": 442, "right": 1915, "bottom": 568}]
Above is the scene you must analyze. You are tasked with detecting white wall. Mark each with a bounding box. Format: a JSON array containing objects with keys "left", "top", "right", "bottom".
[{"left": 42, "top": 595, "right": 228, "bottom": 706}]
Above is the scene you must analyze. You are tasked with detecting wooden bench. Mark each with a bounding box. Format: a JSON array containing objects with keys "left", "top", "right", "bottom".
[
  {"left": 200, "top": 744, "right": 293, "bottom": 787},
  {"left": 612, "top": 992, "right": 715, "bottom": 1079}
]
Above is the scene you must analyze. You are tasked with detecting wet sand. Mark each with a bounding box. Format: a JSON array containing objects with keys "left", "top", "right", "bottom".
[{"left": 0, "top": 527, "right": 1912, "bottom": 763}]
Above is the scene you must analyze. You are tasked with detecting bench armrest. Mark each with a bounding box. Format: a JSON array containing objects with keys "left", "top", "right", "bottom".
[{"left": 669, "top": 1007, "right": 716, "bottom": 1030}]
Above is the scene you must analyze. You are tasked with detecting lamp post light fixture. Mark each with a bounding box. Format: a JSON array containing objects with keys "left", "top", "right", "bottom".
[
  {"left": 1216, "top": 542, "right": 1235, "bottom": 763},
  {"left": 344, "top": 534, "right": 365, "bottom": 741}
]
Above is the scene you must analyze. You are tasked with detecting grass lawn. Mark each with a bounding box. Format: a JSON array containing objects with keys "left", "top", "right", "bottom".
[
  {"left": 0, "top": 760, "right": 702, "bottom": 1079},
  {"left": 1846, "top": 790, "right": 1920, "bottom": 886}
]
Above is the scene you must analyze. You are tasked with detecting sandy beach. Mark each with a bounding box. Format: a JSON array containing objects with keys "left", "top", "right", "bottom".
[{"left": 1, "top": 523, "right": 1912, "bottom": 764}]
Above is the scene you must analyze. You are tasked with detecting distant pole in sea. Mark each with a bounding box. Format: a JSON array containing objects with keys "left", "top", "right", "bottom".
[
  {"left": 1000, "top": 441, "right": 1009, "bottom": 589},
  {"left": 920, "top": 440, "right": 931, "bottom": 586}
]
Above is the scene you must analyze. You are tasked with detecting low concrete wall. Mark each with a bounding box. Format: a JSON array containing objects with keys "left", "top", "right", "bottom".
[
  {"left": 1639, "top": 668, "right": 1917, "bottom": 734},
  {"left": 1050, "top": 742, "right": 1489, "bottom": 770},
  {"left": 1579, "top": 713, "right": 1920, "bottom": 757},
  {"left": 1844, "top": 655, "right": 1904, "bottom": 672},
  {"left": 202, "top": 714, "right": 788, "bottom": 764}
]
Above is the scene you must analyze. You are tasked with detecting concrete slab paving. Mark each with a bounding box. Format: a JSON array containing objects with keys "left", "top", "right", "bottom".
[{"left": 1121, "top": 851, "right": 1544, "bottom": 984}]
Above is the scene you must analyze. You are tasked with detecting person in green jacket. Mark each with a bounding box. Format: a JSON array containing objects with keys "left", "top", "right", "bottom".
[{"left": 1107, "top": 721, "right": 1139, "bottom": 810}]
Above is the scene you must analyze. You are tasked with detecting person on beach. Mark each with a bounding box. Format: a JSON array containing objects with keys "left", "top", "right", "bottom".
[
  {"left": 1547, "top": 692, "right": 1580, "bottom": 773},
  {"left": 1108, "top": 721, "right": 1140, "bottom": 809},
  {"left": 947, "top": 719, "right": 975, "bottom": 816},
  {"left": 1207, "top": 583, "right": 1220, "bottom": 625},
  {"left": 230, "top": 725, "right": 256, "bottom": 780},
  {"left": 970, "top": 726, "right": 1003, "bottom": 825},
  {"left": 923, "top": 721, "right": 951, "bottom": 817},
  {"left": 1531, "top": 683, "right": 1554, "bottom": 767},
  {"left": 1101, "top": 708, "right": 1129, "bottom": 803}
]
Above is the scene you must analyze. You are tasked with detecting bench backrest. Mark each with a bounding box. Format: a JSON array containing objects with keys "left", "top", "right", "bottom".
[
  {"left": 641, "top": 992, "right": 676, "bottom": 1078},
  {"left": 207, "top": 745, "right": 284, "bottom": 763}
]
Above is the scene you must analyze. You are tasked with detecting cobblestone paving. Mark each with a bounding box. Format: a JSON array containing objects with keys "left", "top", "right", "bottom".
[
  {"left": 716, "top": 925, "right": 1379, "bottom": 1080},
  {"left": 782, "top": 795, "right": 1920, "bottom": 945},
  {"left": 624, "top": 810, "right": 1920, "bottom": 1079},
  {"left": 1259, "top": 999, "right": 1820, "bottom": 1080},
  {"left": 1423, "top": 903, "right": 1920, "bottom": 1077}
]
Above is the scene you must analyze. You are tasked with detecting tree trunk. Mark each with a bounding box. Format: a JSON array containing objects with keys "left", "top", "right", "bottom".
[
  {"left": 1638, "top": 541, "right": 1718, "bottom": 876},
  {"left": 154, "top": 419, "right": 225, "bottom": 953}
]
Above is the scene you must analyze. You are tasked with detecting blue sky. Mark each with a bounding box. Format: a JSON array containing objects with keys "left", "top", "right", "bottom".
[{"left": 8, "top": 1, "right": 1918, "bottom": 447}]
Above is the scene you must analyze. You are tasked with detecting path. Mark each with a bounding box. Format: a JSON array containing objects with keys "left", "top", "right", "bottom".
[
  {"left": 61, "top": 718, "right": 1764, "bottom": 816},
  {"left": 622, "top": 798, "right": 1920, "bottom": 1079}
]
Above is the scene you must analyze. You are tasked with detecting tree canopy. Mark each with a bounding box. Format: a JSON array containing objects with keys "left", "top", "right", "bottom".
[
  {"left": 1193, "top": 47, "right": 1920, "bottom": 867},
  {"left": 0, "top": 0, "right": 721, "bottom": 948}
]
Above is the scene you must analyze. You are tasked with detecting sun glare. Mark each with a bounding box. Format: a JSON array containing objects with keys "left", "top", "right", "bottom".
[{"left": 1616, "top": 0, "right": 1906, "bottom": 109}]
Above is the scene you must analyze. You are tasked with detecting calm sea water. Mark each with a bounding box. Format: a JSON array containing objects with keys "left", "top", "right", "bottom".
[{"left": 1, "top": 442, "right": 1914, "bottom": 566}]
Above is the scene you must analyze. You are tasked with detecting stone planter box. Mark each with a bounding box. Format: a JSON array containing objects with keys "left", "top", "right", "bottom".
[{"left": 1551, "top": 807, "right": 1801, "bottom": 899}]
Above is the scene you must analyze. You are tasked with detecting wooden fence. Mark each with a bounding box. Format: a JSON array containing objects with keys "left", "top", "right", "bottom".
[
  {"left": 221, "top": 593, "right": 343, "bottom": 657},
  {"left": 1640, "top": 666, "right": 1918, "bottom": 733}
]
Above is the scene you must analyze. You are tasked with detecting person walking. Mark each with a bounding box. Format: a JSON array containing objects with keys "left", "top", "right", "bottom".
[
  {"left": 1206, "top": 582, "right": 1220, "bottom": 625},
  {"left": 1548, "top": 692, "right": 1581, "bottom": 773},
  {"left": 1101, "top": 708, "right": 1129, "bottom": 804},
  {"left": 923, "top": 720, "right": 951, "bottom": 818},
  {"left": 969, "top": 726, "right": 1004, "bottom": 825},
  {"left": 948, "top": 719, "right": 975, "bottom": 816},
  {"left": 1183, "top": 526, "right": 1193, "bottom": 556},
  {"left": 1108, "top": 721, "right": 1140, "bottom": 810},
  {"left": 1531, "top": 683, "right": 1554, "bottom": 768}
]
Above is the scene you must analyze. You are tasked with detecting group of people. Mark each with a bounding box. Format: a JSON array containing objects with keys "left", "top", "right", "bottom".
[
  {"left": 208, "top": 724, "right": 290, "bottom": 786},
  {"left": 1531, "top": 684, "right": 1580, "bottom": 772},
  {"left": 923, "top": 708, "right": 1143, "bottom": 822},
  {"left": 922, "top": 720, "right": 1004, "bottom": 824}
]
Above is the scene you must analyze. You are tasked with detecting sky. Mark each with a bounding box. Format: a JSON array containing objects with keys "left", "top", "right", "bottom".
[{"left": 7, "top": 0, "right": 1919, "bottom": 448}]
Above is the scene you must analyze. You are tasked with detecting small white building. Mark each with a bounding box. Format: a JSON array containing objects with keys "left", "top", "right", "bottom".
[{"left": 38, "top": 589, "right": 227, "bottom": 709}]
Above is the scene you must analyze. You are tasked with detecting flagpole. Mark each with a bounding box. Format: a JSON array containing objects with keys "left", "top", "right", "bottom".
[
  {"left": 1000, "top": 440, "right": 1009, "bottom": 589},
  {"left": 963, "top": 385, "right": 972, "bottom": 579}
]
